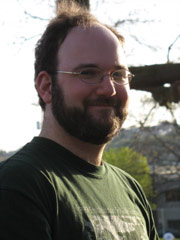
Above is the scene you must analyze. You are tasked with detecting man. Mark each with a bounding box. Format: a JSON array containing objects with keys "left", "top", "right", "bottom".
[{"left": 0, "top": 2, "right": 159, "bottom": 240}]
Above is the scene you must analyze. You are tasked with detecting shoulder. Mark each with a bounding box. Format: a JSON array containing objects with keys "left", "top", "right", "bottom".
[
  {"left": 0, "top": 143, "right": 42, "bottom": 183},
  {"left": 0, "top": 143, "right": 57, "bottom": 220},
  {"left": 105, "top": 161, "right": 140, "bottom": 186},
  {"left": 105, "top": 161, "right": 149, "bottom": 206},
  {"left": 0, "top": 143, "right": 55, "bottom": 201}
]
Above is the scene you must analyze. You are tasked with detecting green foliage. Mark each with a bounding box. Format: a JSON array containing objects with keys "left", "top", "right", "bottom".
[
  {"left": 103, "top": 147, "right": 155, "bottom": 207},
  {"left": 160, "top": 239, "right": 180, "bottom": 240}
]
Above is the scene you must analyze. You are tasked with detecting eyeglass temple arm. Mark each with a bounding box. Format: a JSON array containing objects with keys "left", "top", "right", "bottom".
[{"left": 56, "top": 70, "right": 80, "bottom": 75}]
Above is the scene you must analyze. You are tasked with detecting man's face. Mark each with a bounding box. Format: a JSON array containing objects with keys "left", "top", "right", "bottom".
[{"left": 51, "top": 24, "right": 130, "bottom": 145}]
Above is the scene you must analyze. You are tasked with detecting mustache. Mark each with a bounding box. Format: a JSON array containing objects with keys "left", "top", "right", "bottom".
[{"left": 84, "top": 97, "right": 121, "bottom": 108}]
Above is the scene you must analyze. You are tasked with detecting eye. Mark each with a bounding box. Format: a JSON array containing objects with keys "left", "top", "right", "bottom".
[
  {"left": 112, "top": 70, "right": 124, "bottom": 80},
  {"left": 80, "top": 69, "right": 100, "bottom": 79}
]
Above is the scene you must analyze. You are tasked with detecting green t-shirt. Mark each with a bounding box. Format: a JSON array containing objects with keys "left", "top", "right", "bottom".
[{"left": 0, "top": 137, "right": 159, "bottom": 240}]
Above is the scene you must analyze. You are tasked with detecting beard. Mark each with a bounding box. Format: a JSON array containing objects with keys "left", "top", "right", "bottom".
[{"left": 51, "top": 81, "right": 128, "bottom": 145}]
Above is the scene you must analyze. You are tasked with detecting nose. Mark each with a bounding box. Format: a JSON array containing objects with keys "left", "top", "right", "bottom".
[{"left": 95, "top": 74, "right": 116, "bottom": 97}]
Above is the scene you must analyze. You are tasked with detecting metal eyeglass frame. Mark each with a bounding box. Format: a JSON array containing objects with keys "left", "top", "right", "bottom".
[{"left": 55, "top": 69, "right": 135, "bottom": 85}]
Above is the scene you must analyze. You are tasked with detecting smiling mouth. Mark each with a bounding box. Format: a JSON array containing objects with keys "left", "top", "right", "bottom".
[
  {"left": 84, "top": 97, "right": 119, "bottom": 110},
  {"left": 87, "top": 105, "right": 116, "bottom": 113}
]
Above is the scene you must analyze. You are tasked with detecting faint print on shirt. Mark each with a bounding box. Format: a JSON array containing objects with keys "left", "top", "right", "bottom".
[{"left": 80, "top": 207, "right": 149, "bottom": 240}]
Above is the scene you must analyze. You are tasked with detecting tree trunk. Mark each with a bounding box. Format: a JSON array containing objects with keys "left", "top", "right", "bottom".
[
  {"left": 56, "top": 0, "right": 90, "bottom": 11},
  {"left": 129, "top": 63, "right": 180, "bottom": 106}
]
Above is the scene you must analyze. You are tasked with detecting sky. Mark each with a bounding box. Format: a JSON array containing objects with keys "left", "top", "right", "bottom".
[{"left": 0, "top": 0, "right": 180, "bottom": 151}]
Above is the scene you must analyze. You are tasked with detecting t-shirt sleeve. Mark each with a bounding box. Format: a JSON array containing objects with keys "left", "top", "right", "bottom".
[
  {"left": 128, "top": 174, "right": 160, "bottom": 240},
  {"left": 0, "top": 158, "right": 55, "bottom": 240}
]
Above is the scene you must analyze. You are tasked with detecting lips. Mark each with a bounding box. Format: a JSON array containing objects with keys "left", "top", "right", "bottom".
[{"left": 85, "top": 97, "right": 118, "bottom": 108}]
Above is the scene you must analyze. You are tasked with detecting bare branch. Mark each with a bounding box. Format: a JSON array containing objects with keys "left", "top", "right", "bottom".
[
  {"left": 151, "top": 130, "right": 180, "bottom": 160},
  {"left": 139, "top": 103, "right": 157, "bottom": 127},
  {"left": 114, "top": 18, "right": 155, "bottom": 27},
  {"left": 130, "top": 35, "right": 158, "bottom": 51},
  {"left": 19, "top": 34, "right": 41, "bottom": 42},
  {"left": 24, "top": 11, "right": 49, "bottom": 21},
  {"left": 167, "top": 34, "right": 180, "bottom": 63},
  {"left": 168, "top": 107, "right": 180, "bottom": 133}
]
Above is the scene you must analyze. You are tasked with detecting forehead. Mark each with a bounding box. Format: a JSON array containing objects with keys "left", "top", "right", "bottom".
[{"left": 57, "top": 24, "right": 127, "bottom": 70}]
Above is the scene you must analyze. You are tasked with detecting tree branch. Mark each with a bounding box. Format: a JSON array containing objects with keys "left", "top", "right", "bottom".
[
  {"left": 114, "top": 18, "right": 155, "bottom": 27},
  {"left": 167, "top": 34, "right": 180, "bottom": 63},
  {"left": 24, "top": 11, "right": 49, "bottom": 21},
  {"left": 139, "top": 103, "right": 157, "bottom": 127},
  {"left": 19, "top": 34, "right": 41, "bottom": 43},
  {"left": 130, "top": 35, "right": 158, "bottom": 51}
]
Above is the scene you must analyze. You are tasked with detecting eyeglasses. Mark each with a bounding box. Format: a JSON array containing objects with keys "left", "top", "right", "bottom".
[{"left": 55, "top": 68, "right": 134, "bottom": 85}]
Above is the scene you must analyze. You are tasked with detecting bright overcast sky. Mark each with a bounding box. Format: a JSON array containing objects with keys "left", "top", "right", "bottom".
[{"left": 0, "top": 0, "right": 180, "bottom": 151}]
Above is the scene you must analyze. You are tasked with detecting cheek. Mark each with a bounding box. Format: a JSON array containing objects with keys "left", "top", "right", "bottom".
[
  {"left": 116, "top": 86, "right": 130, "bottom": 107},
  {"left": 62, "top": 81, "right": 94, "bottom": 107}
]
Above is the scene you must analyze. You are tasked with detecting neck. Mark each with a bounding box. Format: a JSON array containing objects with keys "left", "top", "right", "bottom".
[{"left": 39, "top": 112, "right": 106, "bottom": 166}]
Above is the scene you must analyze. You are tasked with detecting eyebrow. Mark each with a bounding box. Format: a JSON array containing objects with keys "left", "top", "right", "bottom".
[
  {"left": 73, "top": 63, "right": 128, "bottom": 71},
  {"left": 73, "top": 64, "right": 99, "bottom": 71}
]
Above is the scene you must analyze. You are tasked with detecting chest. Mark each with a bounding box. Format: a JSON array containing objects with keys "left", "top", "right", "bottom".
[{"left": 52, "top": 174, "right": 149, "bottom": 240}]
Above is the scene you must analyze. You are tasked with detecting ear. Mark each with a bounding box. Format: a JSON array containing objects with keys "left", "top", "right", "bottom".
[{"left": 35, "top": 71, "right": 52, "bottom": 104}]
